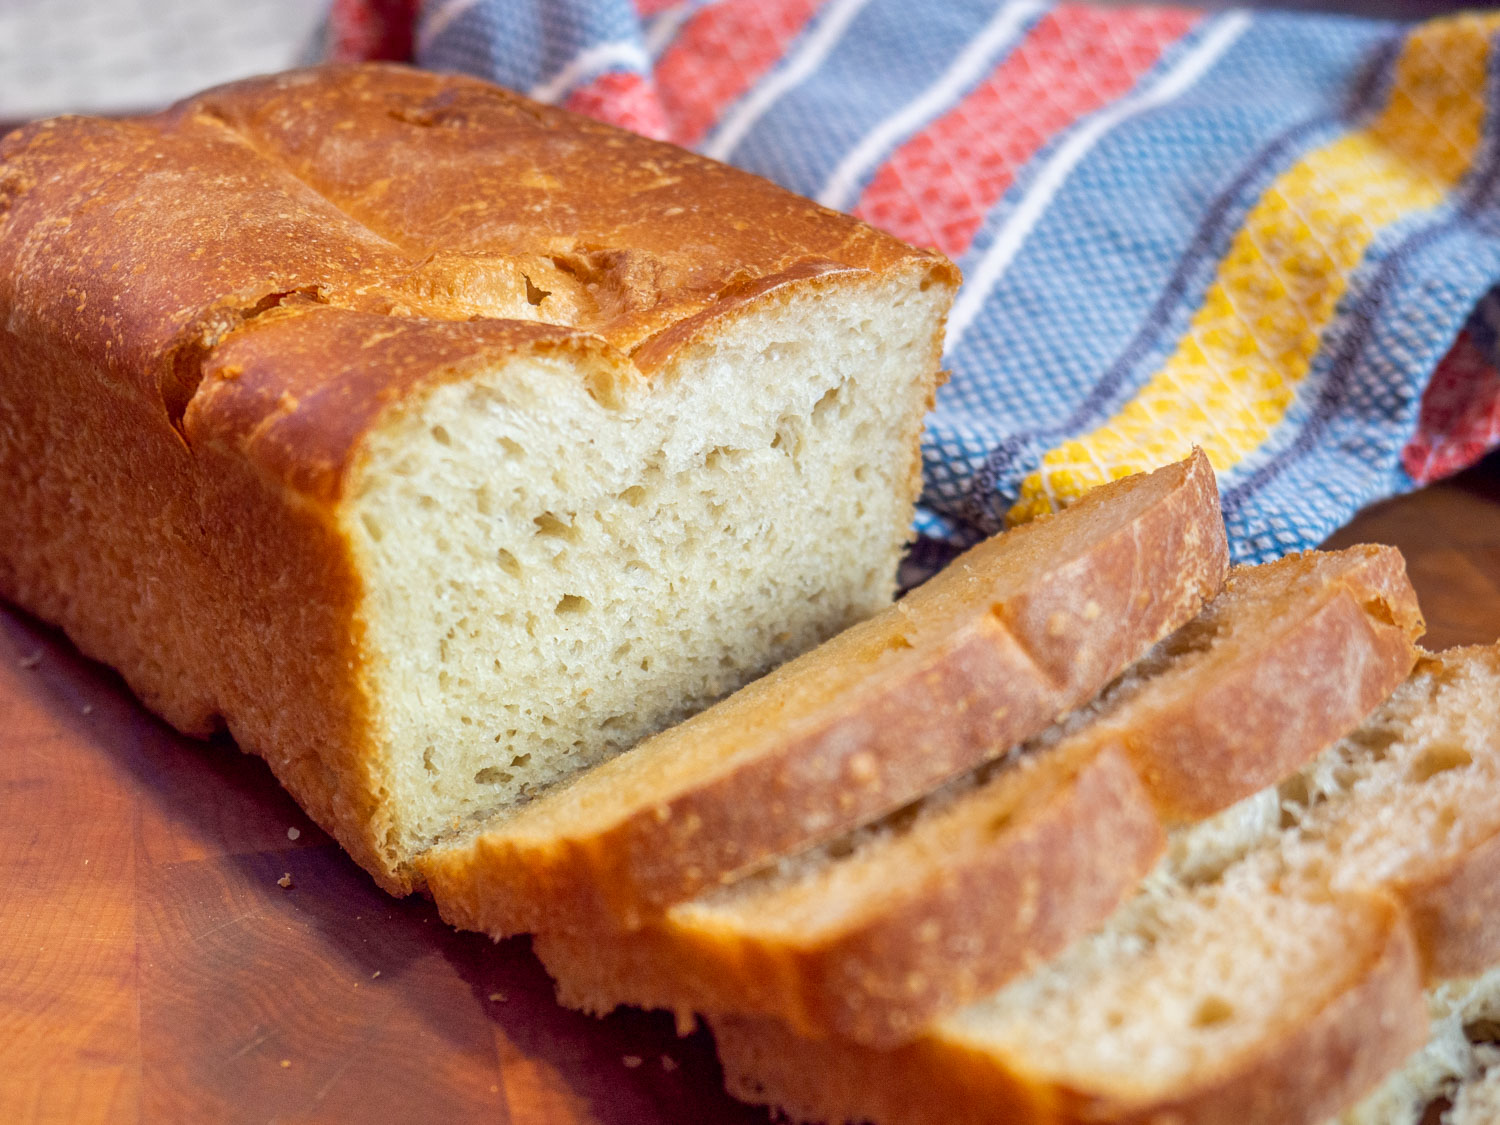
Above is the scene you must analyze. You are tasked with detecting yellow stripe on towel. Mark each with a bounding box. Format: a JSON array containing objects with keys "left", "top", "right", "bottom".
[{"left": 1007, "top": 13, "right": 1500, "bottom": 525}]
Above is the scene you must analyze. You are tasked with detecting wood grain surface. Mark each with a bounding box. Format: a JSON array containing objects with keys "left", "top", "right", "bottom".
[{"left": 5, "top": 455, "right": 1500, "bottom": 1125}]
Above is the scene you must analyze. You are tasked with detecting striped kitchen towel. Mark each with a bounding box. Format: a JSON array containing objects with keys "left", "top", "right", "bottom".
[{"left": 321, "top": 0, "right": 1500, "bottom": 563}]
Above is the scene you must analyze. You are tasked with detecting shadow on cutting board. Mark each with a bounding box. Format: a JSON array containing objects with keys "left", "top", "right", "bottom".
[{"left": 0, "top": 603, "right": 768, "bottom": 1125}]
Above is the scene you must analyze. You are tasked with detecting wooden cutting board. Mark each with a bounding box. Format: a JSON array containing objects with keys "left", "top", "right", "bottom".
[{"left": 6, "top": 457, "right": 1500, "bottom": 1125}]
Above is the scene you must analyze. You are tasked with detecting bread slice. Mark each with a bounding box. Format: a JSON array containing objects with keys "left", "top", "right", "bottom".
[
  {"left": 533, "top": 545, "right": 1422, "bottom": 1046},
  {"left": 1180, "top": 644, "right": 1500, "bottom": 979},
  {"left": 0, "top": 64, "right": 958, "bottom": 892},
  {"left": 1336, "top": 966, "right": 1500, "bottom": 1125},
  {"left": 418, "top": 451, "right": 1229, "bottom": 934},
  {"left": 1258, "top": 644, "right": 1500, "bottom": 1125},
  {"left": 715, "top": 873, "right": 1425, "bottom": 1125},
  {"left": 717, "top": 646, "right": 1500, "bottom": 1125}
]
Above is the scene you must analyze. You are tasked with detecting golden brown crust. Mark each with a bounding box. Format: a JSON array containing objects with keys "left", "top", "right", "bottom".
[
  {"left": 0, "top": 64, "right": 953, "bottom": 892},
  {"left": 0, "top": 64, "right": 950, "bottom": 502},
  {"left": 711, "top": 894, "right": 1428, "bottom": 1125},
  {"left": 0, "top": 322, "right": 393, "bottom": 884},
  {"left": 189, "top": 305, "right": 634, "bottom": 502},
  {"left": 1394, "top": 824, "right": 1500, "bottom": 983},
  {"left": 1113, "top": 546, "right": 1423, "bottom": 821},
  {"left": 535, "top": 744, "right": 1165, "bottom": 1047},
  {"left": 420, "top": 451, "right": 1230, "bottom": 934},
  {"left": 525, "top": 548, "right": 1420, "bottom": 1049}
]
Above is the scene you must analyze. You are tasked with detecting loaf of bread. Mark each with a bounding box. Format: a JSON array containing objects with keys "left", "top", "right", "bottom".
[
  {"left": 531, "top": 545, "right": 1421, "bottom": 1047},
  {"left": 419, "top": 451, "right": 1227, "bottom": 936},
  {"left": 716, "top": 644, "right": 1500, "bottom": 1125},
  {"left": 0, "top": 64, "right": 957, "bottom": 892}
]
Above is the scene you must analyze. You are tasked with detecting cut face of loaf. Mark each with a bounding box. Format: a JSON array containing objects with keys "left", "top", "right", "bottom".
[
  {"left": 419, "top": 450, "right": 1230, "bottom": 935},
  {"left": 344, "top": 263, "right": 953, "bottom": 865},
  {"left": 534, "top": 544, "right": 1421, "bottom": 1047},
  {"left": 715, "top": 872, "right": 1426, "bottom": 1125},
  {"left": 0, "top": 64, "right": 959, "bottom": 891}
]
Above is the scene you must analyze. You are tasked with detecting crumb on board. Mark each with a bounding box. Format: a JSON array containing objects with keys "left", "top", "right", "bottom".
[
  {"left": 622, "top": 1055, "right": 643, "bottom": 1069},
  {"left": 287, "top": 827, "right": 301, "bottom": 841},
  {"left": 371, "top": 970, "right": 381, "bottom": 979},
  {"left": 81, "top": 703, "right": 93, "bottom": 715},
  {"left": 279, "top": 1060, "right": 291, "bottom": 1069},
  {"left": 18, "top": 650, "right": 42, "bottom": 669},
  {"left": 277, "top": 873, "right": 293, "bottom": 889},
  {"left": 661, "top": 1055, "right": 678, "bottom": 1072},
  {"left": 488, "top": 991, "right": 506, "bottom": 1003}
]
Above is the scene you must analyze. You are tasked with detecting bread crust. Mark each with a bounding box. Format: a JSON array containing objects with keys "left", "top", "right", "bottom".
[
  {"left": 1112, "top": 546, "right": 1423, "bottom": 821},
  {"left": 420, "top": 452, "right": 1229, "bottom": 934},
  {"left": 535, "top": 744, "right": 1165, "bottom": 1047},
  {"left": 526, "top": 546, "right": 1422, "bottom": 1047},
  {"left": 712, "top": 894, "right": 1428, "bottom": 1125},
  {"left": 0, "top": 64, "right": 954, "bottom": 892},
  {"left": 1386, "top": 815, "right": 1500, "bottom": 983}
]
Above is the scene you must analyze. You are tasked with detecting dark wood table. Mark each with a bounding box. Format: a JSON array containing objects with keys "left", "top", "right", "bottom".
[{"left": 6, "top": 457, "right": 1500, "bottom": 1124}]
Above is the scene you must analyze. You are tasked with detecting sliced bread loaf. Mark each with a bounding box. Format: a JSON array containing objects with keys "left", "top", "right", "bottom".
[
  {"left": 420, "top": 451, "right": 1229, "bottom": 933},
  {"left": 533, "top": 545, "right": 1422, "bottom": 1046},
  {"left": 0, "top": 65, "right": 958, "bottom": 892},
  {"left": 715, "top": 644, "right": 1500, "bottom": 1125}
]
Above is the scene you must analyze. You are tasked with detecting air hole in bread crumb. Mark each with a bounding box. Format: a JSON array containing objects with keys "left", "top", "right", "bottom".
[
  {"left": 431, "top": 425, "right": 452, "bottom": 446},
  {"left": 475, "top": 767, "right": 513, "bottom": 785},
  {"left": 1192, "top": 996, "right": 1235, "bottom": 1027},
  {"left": 618, "top": 485, "right": 648, "bottom": 506},
  {"left": 1410, "top": 742, "right": 1473, "bottom": 782},
  {"left": 534, "top": 511, "right": 577, "bottom": 540},
  {"left": 496, "top": 548, "right": 522, "bottom": 578},
  {"left": 423, "top": 747, "right": 437, "bottom": 773},
  {"left": 360, "top": 513, "right": 384, "bottom": 541},
  {"left": 811, "top": 382, "right": 845, "bottom": 426},
  {"left": 705, "top": 445, "right": 745, "bottom": 470},
  {"left": 770, "top": 422, "right": 804, "bottom": 457},
  {"left": 1465, "top": 1018, "right": 1500, "bottom": 1044},
  {"left": 1346, "top": 724, "right": 1400, "bottom": 761},
  {"left": 510, "top": 753, "right": 531, "bottom": 767},
  {"left": 556, "top": 594, "right": 590, "bottom": 615},
  {"left": 498, "top": 436, "right": 525, "bottom": 458},
  {"left": 475, "top": 484, "right": 496, "bottom": 516}
]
